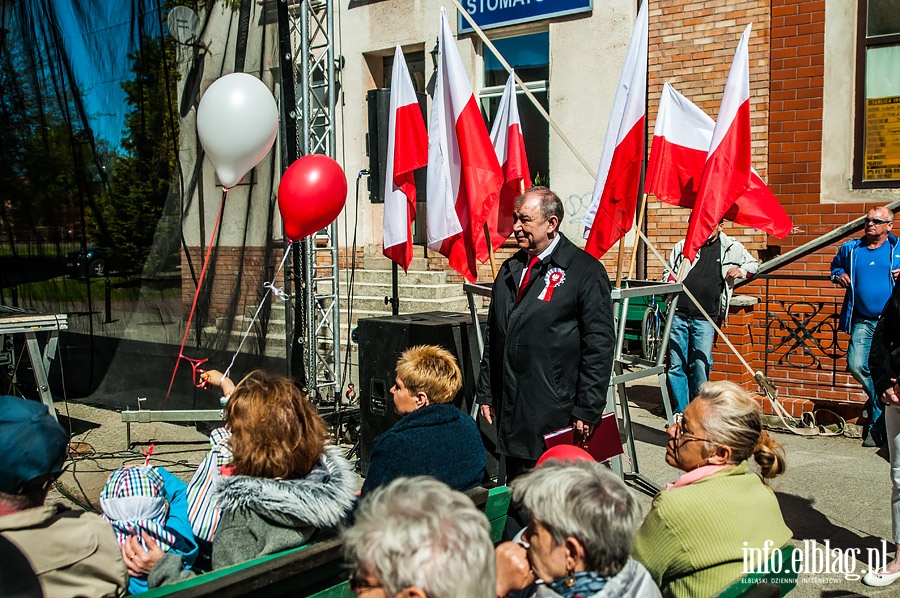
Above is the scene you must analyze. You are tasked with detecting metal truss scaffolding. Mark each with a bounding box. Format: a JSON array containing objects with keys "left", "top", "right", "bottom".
[{"left": 277, "top": 0, "right": 341, "bottom": 406}]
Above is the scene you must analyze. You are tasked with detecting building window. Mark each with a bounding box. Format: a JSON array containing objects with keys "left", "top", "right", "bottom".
[
  {"left": 854, "top": 0, "right": 900, "bottom": 187},
  {"left": 480, "top": 32, "right": 550, "bottom": 185},
  {"left": 383, "top": 51, "right": 426, "bottom": 93}
]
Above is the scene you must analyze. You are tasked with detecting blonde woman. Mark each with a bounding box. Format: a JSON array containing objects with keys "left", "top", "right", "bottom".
[{"left": 633, "top": 381, "right": 791, "bottom": 597}]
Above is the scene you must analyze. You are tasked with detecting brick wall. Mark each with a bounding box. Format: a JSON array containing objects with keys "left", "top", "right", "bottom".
[
  {"left": 643, "top": 0, "right": 772, "bottom": 282},
  {"left": 711, "top": 201, "right": 889, "bottom": 422},
  {"left": 768, "top": 0, "right": 825, "bottom": 207},
  {"left": 181, "top": 245, "right": 280, "bottom": 321}
]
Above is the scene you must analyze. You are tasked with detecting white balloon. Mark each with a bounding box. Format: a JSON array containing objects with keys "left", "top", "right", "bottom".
[{"left": 197, "top": 73, "right": 278, "bottom": 188}]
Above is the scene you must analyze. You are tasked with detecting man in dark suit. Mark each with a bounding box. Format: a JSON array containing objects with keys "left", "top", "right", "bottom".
[{"left": 476, "top": 186, "right": 616, "bottom": 483}]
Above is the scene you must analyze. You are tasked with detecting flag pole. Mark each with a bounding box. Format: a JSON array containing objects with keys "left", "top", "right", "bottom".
[
  {"left": 483, "top": 224, "right": 497, "bottom": 278},
  {"left": 627, "top": 194, "right": 648, "bottom": 280},
  {"left": 615, "top": 240, "right": 626, "bottom": 287}
]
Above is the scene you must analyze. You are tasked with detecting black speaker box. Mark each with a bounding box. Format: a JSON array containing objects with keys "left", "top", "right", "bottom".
[
  {"left": 356, "top": 311, "right": 497, "bottom": 478},
  {"left": 365, "top": 88, "right": 428, "bottom": 203}
]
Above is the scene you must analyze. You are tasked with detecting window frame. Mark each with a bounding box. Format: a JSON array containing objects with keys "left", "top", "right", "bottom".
[
  {"left": 478, "top": 30, "right": 551, "bottom": 185},
  {"left": 853, "top": 0, "right": 900, "bottom": 189}
]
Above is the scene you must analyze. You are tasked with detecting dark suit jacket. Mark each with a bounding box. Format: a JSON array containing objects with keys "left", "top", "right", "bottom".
[{"left": 476, "top": 233, "right": 615, "bottom": 460}]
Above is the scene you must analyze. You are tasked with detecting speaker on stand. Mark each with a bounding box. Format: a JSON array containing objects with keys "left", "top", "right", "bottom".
[{"left": 356, "top": 311, "right": 498, "bottom": 479}]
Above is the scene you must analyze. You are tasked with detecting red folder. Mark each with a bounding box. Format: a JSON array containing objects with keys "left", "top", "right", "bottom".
[{"left": 542, "top": 412, "right": 624, "bottom": 463}]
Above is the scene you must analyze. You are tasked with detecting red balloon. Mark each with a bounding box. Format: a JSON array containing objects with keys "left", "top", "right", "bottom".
[{"left": 278, "top": 155, "right": 348, "bottom": 240}]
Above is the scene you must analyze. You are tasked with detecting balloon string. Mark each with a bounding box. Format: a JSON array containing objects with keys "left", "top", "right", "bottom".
[
  {"left": 163, "top": 189, "right": 228, "bottom": 407},
  {"left": 223, "top": 245, "right": 293, "bottom": 380}
]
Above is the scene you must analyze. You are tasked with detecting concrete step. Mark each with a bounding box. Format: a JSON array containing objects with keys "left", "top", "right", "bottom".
[
  {"left": 339, "top": 304, "right": 476, "bottom": 327},
  {"left": 363, "top": 255, "right": 430, "bottom": 270},
  {"left": 348, "top": 295, "right": 470, "bottom": 313},
  {"left": 348, "top": 268, "right": 449, "bottom": 285},
  {"left": 339, "top": 281, "right": 466, "bottom": 300}
]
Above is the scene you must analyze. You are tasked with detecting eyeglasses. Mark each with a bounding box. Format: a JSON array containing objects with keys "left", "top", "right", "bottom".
[
  {"left": 672, "top": 412, "right": 712, "bottom": 446},
  {"left": 348, "top": 572, "right": 383, "bottom": 594},
  {"left": 865, "top": 218, "right": 893, "bottom": 225}
]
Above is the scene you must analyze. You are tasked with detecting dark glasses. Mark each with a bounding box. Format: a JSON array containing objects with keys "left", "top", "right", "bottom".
[{"left": 865, "top": 218, "right": 892, "bottom": 225}]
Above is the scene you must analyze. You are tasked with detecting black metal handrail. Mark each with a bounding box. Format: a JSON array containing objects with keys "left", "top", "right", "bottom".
[{"left": 747, "top": 273, "right": 847, "bottom": 387}]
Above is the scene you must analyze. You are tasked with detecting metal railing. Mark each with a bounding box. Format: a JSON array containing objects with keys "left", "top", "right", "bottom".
[{"left": 757, "top": 274, "right": 847, "bottom": 387}]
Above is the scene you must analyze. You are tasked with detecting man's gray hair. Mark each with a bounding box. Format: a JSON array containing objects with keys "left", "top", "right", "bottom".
[
  {"left": 511, "top": 460, "right": 640, "bottom": 576},
  {"left": 343, "top": 477, "right": 495, "bottom": 598},
  {"left": 516, "top": 186, "right": 564, "bottom": 222}
]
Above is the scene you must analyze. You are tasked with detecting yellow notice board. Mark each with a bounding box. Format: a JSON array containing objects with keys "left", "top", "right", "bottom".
[{"left": 865, "top": 96, "right": 900, "bottom": 181}]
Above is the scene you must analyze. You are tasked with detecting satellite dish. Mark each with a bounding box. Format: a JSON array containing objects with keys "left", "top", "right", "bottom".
[{"left": 167, "top": 6, "right": 200, "bottom": 45}]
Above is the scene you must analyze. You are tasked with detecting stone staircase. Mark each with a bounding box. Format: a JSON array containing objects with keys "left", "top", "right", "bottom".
[
  {"left": 202, "top": 253, "right": 474, "bottom": 364},
  {"left": 341, "top": 254, "right": 471, "bottom": 325}
]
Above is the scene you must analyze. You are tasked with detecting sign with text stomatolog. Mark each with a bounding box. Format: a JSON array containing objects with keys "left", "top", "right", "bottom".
[{"left": 458, "top": 0, "right": 593, "bottom": 33}]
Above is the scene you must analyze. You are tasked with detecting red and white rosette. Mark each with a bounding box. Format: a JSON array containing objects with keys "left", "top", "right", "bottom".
[{"left": 538, "top": 268, "right": 566, "bottom": 301}]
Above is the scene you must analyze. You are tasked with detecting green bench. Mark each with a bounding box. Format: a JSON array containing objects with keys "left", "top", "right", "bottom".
[
  {"left": 715, "top": 545, "right": 797, "bottom": 597},
  {"left": 141, "top": 485, "right": 511, "bottom": 598}
]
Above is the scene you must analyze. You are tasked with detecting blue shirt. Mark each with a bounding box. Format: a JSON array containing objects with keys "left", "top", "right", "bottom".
[{"left": 853, "top": 241, "right": 894, "bottom": 318}]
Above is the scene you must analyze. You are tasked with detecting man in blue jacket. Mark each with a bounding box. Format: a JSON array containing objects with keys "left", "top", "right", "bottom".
[{"left": 831, "top": 206, "right": 900, "bottom": 447}]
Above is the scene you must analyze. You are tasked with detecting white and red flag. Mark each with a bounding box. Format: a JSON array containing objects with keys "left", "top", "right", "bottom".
[
  {"left": 485, "top": 70, "right": 531, "bottom": 257},
  {"left": 682, "top": 23, "right": 753, "bottom": 262},
  {"left": 646, "top": 82, "right": 792, "bottom": 238},
  {"left": 426, "top": 8, "right": 503, "bottom": 282},
  {"left": 583, "top": 0, "right": 648, "bottom": 259},
  {"left": 382, "top": 45, "right": 428, "bottom": 271}
]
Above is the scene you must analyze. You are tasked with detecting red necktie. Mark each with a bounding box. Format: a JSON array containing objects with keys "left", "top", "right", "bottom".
[{"left": 516, "top": 256, "right": 540, "bottom": 303}]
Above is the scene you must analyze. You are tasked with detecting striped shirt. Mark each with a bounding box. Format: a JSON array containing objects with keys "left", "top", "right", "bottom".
[{"left": 186, "top": 427, "right": 233, "bottom": 542}]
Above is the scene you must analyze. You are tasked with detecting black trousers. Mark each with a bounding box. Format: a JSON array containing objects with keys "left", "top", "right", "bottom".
[{"left": 500, "top": 455, "right": 537, "bottom": 541}]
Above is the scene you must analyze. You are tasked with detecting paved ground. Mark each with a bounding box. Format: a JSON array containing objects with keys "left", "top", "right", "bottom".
[{"left": 47, "top": 378, "right": 894, "bottom": 597}]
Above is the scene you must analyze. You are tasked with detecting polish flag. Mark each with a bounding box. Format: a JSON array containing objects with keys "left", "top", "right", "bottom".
[
  {"left": 485, "top": 70, "right": 531, "bottom": 258},
  {"left": 583, "top": 0, "right": 648, "bottom": 258},
  {"left": 382, "top": 46, "right": 428, "bottom": 271},
  {"left": 647, "top": 82, "right": 792, "bottom": 238},
  {"left": 426, "top": 8, "right": 503, "bottom": 282},
  {"left": 682, "top": 23, "right": 753, "bottom": 262}
]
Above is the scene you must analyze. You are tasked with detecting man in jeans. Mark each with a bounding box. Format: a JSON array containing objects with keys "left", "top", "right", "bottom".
[
  {"left": 666, "top": 221, "right": 759, "bottom": 413},
  {"left": 831, "top": 206, "right": 900, "bottom": 447}
]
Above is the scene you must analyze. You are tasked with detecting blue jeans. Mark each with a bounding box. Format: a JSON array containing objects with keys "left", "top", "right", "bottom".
[
  {"left": 668, "top": 314, "right": 716, "bottom": 413},
  {"left": 849, "top": 317, "right": 885, "bottom": 439}
]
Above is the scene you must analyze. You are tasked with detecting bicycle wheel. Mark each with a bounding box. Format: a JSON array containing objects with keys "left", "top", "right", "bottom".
[{"left": 641, "top": 306, "right": 662, "bottom": 361}]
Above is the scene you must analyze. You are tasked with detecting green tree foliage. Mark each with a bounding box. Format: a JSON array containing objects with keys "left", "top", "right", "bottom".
[
  {"left": 96, "top": 34, "right": 180, "bottom": 272},
  {"left": 0, "top": 25, "right": 82, "bottom": 255}
]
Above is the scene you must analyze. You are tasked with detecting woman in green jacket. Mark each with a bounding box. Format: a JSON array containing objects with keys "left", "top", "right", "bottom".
[{"left": 632, "top": 381, "right": 792, "bottom": 597}]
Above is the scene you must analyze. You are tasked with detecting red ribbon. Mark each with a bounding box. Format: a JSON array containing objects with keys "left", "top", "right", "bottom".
[{"left": 543, "top": 271, "right": 563, "bottom": 301}]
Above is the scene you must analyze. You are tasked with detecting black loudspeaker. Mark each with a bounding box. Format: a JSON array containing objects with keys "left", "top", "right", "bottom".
[
  {"left": 357, "top": 311, "right": 498, "bottom": 478},
  {"left": 365, "top": 88, "right": 428, "bottom": 203}
]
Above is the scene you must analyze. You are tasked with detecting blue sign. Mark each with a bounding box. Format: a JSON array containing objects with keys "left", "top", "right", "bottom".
[{"left": 458, "top": 0, "right": 593, "bottom": 33}]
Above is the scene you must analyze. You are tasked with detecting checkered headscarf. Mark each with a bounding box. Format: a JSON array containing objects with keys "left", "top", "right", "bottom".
[{"left": 100, "top": 466, "right": 176, "bottom": 553}]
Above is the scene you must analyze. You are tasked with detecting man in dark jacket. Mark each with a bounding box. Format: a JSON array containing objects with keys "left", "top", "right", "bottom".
[
  {"left": 477, "top": 186, "right": 616, "bottom": 483},
  {"left": 863, "top": 270, "right": 900, "bottom": 586}
]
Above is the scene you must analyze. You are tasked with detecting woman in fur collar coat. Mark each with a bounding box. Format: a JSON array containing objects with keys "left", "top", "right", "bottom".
[{"left": 124, "top": 371, "right": 357, "bottom": 588}]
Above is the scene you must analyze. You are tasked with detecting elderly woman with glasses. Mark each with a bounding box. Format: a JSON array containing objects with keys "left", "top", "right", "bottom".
[
  {"left": 632, "top": 381, "right": 791, "bottom": 597},
  {"left": 494, "top": 460, "right": 660, "bottom": 598}
]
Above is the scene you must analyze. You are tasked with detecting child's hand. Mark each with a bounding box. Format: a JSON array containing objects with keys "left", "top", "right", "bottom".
[
  {"left": 201, "top": 370, "right": 235, "bottom": 395},
  {"left": 200, "top": 369, "right": 225, "bottom": 388}
]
